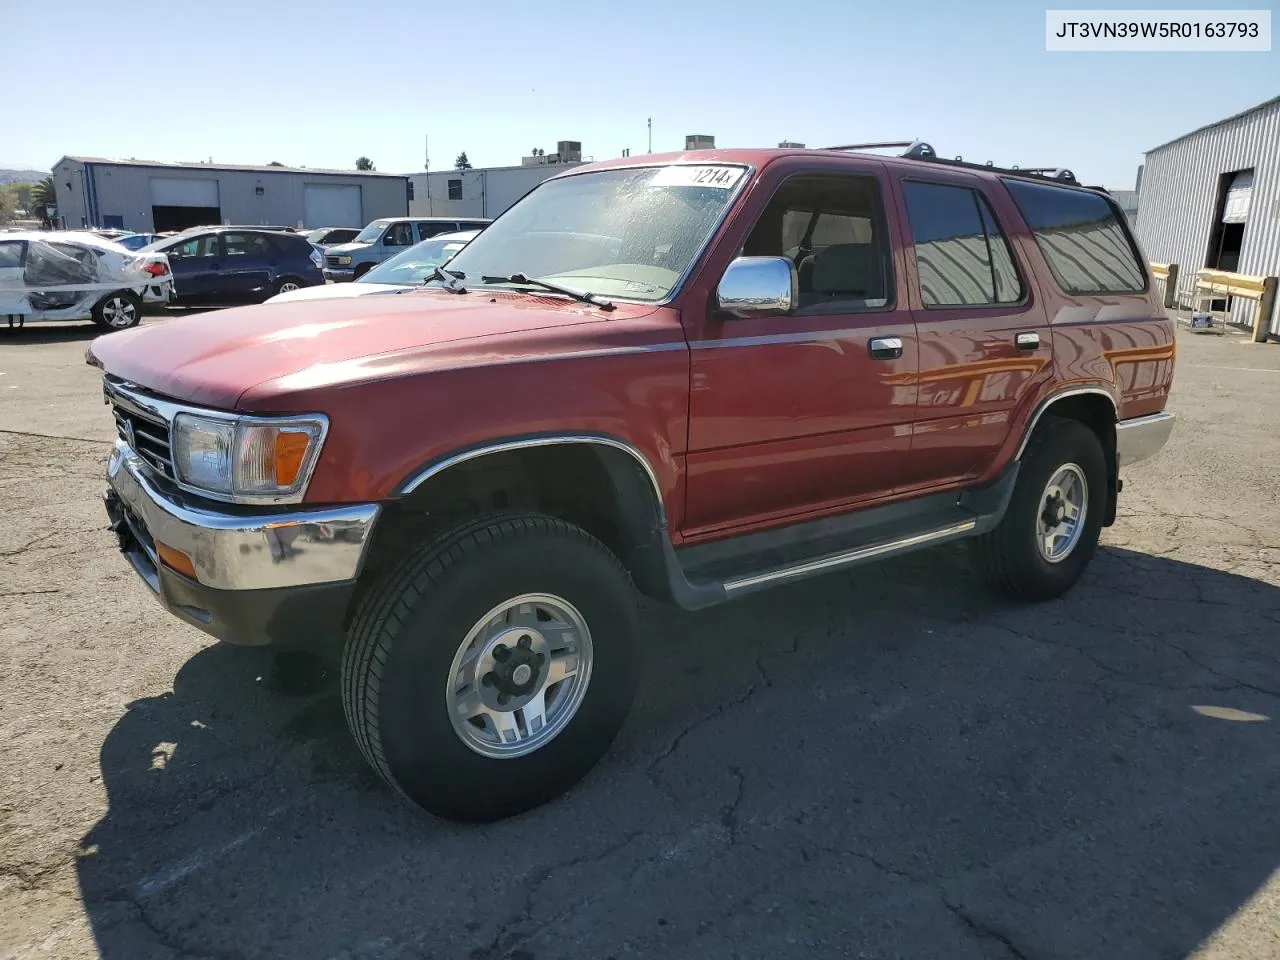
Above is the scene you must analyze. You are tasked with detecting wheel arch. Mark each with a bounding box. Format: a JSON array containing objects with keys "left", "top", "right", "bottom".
[
  {"left": 363, "top": 435, "right": 706, "bottom": 607},
  {"left": 1016, "top": 386, "right": 1119, "bottom": 526}
]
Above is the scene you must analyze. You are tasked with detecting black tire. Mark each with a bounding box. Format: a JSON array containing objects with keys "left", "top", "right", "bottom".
[
  {"left": 969, "top": 417, "right": 1106, "bottom": 601},
  {"left": 352, "top": 262, "right": 374, "bottom": 280},
  {"left": 91, "top": 290, "right": 143, "bottom": 330},
  {"left": 342, "top": 512, "right": 638, "bottom": 822}
]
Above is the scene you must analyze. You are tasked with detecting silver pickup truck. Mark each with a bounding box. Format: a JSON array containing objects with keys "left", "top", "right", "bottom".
[{"left": 322, "top": 216, "right": 490, "bottom": 281}]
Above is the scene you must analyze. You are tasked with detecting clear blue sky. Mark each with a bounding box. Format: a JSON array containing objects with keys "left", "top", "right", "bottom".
[{"left": 6, "top": 0, "right": 1277, "bottom": 187}]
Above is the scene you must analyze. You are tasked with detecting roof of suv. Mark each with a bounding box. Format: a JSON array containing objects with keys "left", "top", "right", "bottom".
[{"left": 557, "top": 147, "right": 1106, "bottom": 193}]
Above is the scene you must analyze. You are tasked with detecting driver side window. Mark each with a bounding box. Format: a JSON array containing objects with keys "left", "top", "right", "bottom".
[
  {"left": 741, "top": 174, "right": 893, "bottom": 313},
  {"left": 383, "top": 222, "right": 414, "bottom": 246}
]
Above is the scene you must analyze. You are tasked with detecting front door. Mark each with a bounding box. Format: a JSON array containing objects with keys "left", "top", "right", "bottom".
[
  {"left": 165, "top": 233, "right": 220, "bottom": 303},
  {"left": 893, "top": 175, "right": 1053, "bottom": 490},
  {"left": 682, "top": 164, "right": 919, "bottom": 537}
]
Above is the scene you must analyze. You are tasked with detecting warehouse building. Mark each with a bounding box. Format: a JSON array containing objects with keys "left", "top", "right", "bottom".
[
  {"left": 1134, "top": 96, "right": 1280, "bottom": 334},
  {"left": 410, "top": 141, "right": 586, "bottom": 219},
  {"left": 51, "top": 157, "right": 410, "bottom": 233}
]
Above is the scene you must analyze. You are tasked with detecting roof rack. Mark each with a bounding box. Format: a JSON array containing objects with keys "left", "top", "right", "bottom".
[{"left": 823, "top": 140, "right": 1089, "bottom": 187}]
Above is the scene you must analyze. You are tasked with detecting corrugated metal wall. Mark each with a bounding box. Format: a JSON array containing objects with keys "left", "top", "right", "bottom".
[{"left": 1134, "top": 98, "right": 1280, "bottom": 333}]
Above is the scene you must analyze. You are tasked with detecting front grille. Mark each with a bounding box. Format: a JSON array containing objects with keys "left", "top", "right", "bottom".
[
  {"left": 325, "top": 255, "right": 342, "bottom": 267},
  {"left": 112, "top": 400, "right": 175, "bottom": 480}
]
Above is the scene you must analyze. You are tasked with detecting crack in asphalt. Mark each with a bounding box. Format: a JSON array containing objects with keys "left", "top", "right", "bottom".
[
  {"left": 645, "top": 681, "right": 759, "bottom": 796},
  {"left": 940, "top": 893, "right": 1033, "bottom": 960},
  {"left": 469, "top": 830, "right": 651, "bottom": 960},
  {"left": 94, "top": 892, "right": 245, "bottom": 960}
]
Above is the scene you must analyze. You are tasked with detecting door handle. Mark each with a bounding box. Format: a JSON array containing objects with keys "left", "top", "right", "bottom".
[
  {"left": 1015, "top": 331, "right": 1040, "bottom": 351},
  {"left": 868, "top": 336, "right": 904, "bottom": 360}
]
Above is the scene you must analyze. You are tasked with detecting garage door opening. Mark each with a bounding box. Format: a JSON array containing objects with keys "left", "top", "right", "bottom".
[
  {"left": 303, "top": 183, "right": 363, "bottom": 228},
  {"left": 152, "top": 205, "right": 221, "bottom": 231},
  {"left": 149, "top": 177, "right": 222, "bottom": 233}
]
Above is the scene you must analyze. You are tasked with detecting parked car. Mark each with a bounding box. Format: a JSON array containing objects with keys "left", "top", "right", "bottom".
[
  {"left": 115, "top": 233, "right": 162, "bottom": 251},
  {"left": 90, "top": 147, "right": 1175, "bottom": 822},
  {"left": 144, "top": 227, "right": 323, "bottom": 305},
  {"left": 323, "top": 216, "right": 490, "bottom": 281},
  {"left": 1, "top": 231, "right": 171, "bottom": 329},
  {"left": 304, "top": 226, "right": 361, "bottom": 250},
  {"left": 266, "top": 230, "right": 479, "bottom": 304}
]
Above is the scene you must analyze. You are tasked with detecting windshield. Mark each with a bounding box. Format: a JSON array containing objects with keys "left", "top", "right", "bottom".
[
  {"left": 352, "top": 220, "right": 391, "bottom": 244},
  {"left": 440, "top": 165, "right": 746, "bottom": 302},
  {"left": 304, "top": 228, "right": 330, "bottom": 243},
  {"left": 360, "top": 236, "right": 472, "bottom": 285}
]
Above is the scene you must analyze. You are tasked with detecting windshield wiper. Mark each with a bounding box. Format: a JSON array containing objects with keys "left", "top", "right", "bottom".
[
  {"left": 480, "top": 273, "right": 615, "bottom": 311},
  {"left": 424, "top": 265, "right": 467, "bottom": 293}
]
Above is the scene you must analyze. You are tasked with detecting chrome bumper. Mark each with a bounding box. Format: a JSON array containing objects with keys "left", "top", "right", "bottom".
[
  {"left": 106, "top": 440, "right": 378, "bottom": 592},
  {"left": 1116, "top": 411, "right": 1175, "bottom": 467}
]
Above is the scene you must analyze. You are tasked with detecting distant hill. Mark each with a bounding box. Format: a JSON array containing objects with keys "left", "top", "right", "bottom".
[{"left": 0, "top": 168, "right": 47, "bottom": 185}]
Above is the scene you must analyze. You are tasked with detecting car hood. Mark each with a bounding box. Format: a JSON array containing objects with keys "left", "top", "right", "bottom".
[
  {"left": 324, "top": 241, "right": 373, "bottom": 256},
  {"left": 265, "top": 282, "right": 408, "bottom": 304},
  {"left": 88, "top": 291, "right": 658, "bottom": 410}
]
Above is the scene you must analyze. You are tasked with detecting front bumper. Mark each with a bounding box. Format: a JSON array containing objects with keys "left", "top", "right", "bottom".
[
  {"left": 323, "top": 267, "right": 356, "bottom": 282},
  {"left": 1116, "top": 411, "right": 1176, "bottom": 466},
  {"left": 105, "top": 441, "right": 378, "bottom": 647}
]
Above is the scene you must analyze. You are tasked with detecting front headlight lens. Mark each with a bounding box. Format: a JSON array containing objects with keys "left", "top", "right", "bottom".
[
  {"left": 172, "top": 415, "right": 234, "bottom": 494},
  {"left": 337, "top": 256, "right": 352, "bottom": 265},
  {"left": 172, "top": 413, "right": 327, "bottom": 502}
]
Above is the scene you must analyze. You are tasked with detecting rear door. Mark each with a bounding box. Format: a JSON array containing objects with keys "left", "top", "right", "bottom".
[
  {"left": 894, "top": 174, "right": 1052, "bottom": 490},
  {"left": 165, "top": 233, "right": 220, "bottom": 303},
  {"left": 218, "top": 232, "right": 274, "bottom": 301}
]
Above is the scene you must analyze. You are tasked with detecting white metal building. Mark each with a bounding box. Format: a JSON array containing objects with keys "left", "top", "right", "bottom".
[
  {"left": 410, "top": 142, "right": 588, "bottom": 219},
  {"left": 51, "top": 158, "right": 410, "bottom": 233},
  {"left": 1134, "top": 96, "right": 1280, "bottom": 334}
]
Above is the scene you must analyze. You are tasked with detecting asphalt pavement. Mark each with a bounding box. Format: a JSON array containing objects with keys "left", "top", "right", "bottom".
[{"left": 2, "top": 317, "right": 1279, "bottom": 960}]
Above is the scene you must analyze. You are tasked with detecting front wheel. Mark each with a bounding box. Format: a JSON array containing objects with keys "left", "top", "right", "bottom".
[
  {"left": 969, "top": 417, "right": 1107, "bottom": 601},
  {"left": 341, "top": 513, "right": 638, "bottom": 822},
  {"left": 92, "top": 291, "right": 142, "bottom": 330}
]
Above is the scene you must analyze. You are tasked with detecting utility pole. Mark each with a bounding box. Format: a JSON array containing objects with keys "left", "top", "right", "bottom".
[
  {"left": 647, "top": 117, "right": 652, "bottom": 154},
  {"left": 424, "top": 134, "right": 432, "bottom": 216}
]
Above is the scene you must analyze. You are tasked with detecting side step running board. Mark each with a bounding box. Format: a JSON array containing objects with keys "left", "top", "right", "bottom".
[{"left": 720, "top": 519, "right": 977, "bottom": 597}]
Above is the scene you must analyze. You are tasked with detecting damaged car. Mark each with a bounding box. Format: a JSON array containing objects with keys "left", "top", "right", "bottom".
[{"left": 0, "top": 232, "right": 173, "bottom": 330}]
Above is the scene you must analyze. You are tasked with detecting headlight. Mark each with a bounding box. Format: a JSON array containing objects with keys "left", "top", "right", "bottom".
[
  {"left": 337, "top": 256, "right": 352, "bottom": 265},
  {"left": 171, "top": 413, "right": 327, "bottom": 503}
]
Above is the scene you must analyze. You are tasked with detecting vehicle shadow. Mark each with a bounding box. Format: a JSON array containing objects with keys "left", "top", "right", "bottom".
[
  {"left": 76, "top": 544, "right": 1280, "bottom": 959},
  {"left": 1, "top": 321, "right": 103, "bottom": 344}
]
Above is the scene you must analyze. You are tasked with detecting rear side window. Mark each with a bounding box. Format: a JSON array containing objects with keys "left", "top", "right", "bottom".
[
  {"left": 902, "top": 182, "right": 1022, "bottom": 307},
  {"left": 1003, "top": 180, "right": 1145, "bottom": 294}
]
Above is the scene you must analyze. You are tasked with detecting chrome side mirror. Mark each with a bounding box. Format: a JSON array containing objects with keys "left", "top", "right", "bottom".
[{"left": 716, "top": 256, "right": 797, "bottom": 318}]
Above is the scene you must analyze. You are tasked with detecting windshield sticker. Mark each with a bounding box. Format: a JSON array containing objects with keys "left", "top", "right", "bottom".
[{"left": 650, "top": 165, "right": 744, "bottom": 190}]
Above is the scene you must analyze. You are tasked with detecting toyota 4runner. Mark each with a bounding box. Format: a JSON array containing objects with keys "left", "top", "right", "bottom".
[{"left": 89, "top": 143, "right": 1175, "bottom": 822}]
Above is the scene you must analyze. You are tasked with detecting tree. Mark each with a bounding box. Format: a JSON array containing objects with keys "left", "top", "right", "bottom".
[
  {"left": 355, "top": 156, "right": 375, "bottom": 171},
  {"left": 454, "top": 152, "right": 472, "bottom": 170},
  {"left": 268, "top": 161, "right": 284, "bottom": 167},
  {"left": 0, "top": 188, "right": 14, "bottom": 225},
  {"left": 31, "top": 176, "right": 56, "bottom": 221}
]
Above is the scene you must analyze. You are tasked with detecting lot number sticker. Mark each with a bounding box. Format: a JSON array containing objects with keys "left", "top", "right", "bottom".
[{"left": 651, "top": 165, "right": 744, "bottom": 190}]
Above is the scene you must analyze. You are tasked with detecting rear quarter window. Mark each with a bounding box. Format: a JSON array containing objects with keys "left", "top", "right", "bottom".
[{"left": 1003, "top": 179, "right": 1145, "bottom": 295}]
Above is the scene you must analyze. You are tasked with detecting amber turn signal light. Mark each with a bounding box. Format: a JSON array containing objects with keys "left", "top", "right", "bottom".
[{"left": 156, "top": 541, "right": 197, "bottom": 580}]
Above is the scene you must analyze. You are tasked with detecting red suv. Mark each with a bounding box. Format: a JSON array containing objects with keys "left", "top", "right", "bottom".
[{"left": 90, "top": 143, "right": 1175, "bottom": 821}]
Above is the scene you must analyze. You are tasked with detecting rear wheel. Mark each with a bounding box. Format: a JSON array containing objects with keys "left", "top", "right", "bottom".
[
  {"left": 273, "top": 277, "right": 303, "bottom": 296},
  {"left": 970, "top": 417, "right": 1106, "bottom": 601},
  {"left": 341, "top": 513, "right": 638, "bottom": 822},
  {"left": 92, "top": 291, "right": 142, "bottom": 330}
]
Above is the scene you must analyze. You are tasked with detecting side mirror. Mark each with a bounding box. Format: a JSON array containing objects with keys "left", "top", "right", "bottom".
[{"left": 716, "top": 256, "right": 797, "bottom": 318}]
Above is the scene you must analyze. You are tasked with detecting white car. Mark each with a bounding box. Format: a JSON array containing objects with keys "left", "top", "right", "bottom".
[
  {"left": 265, "top": 230, "right": 479, "bottom": 304},
  {"left": 0, "top": 231, "right": 172, "bottom": 330}
]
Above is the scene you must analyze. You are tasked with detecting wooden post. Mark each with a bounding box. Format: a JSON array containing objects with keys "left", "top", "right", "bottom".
[
  {"left": 1255, "top": 275, "right": 1278, "bottom": 343},
  {"left": 1164, "top": 263, "right": 1179, "bottom": 310}
]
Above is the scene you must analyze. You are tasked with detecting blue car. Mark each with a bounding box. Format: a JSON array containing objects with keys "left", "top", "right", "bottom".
[
  {"left": 115, "top": 233, "right": 161, "bottom": 251},
  {"left": 146, "top": 227, "right": 324, "bottom": 305}
]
